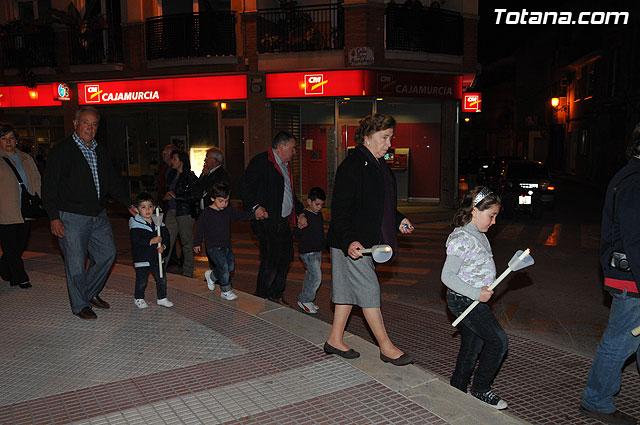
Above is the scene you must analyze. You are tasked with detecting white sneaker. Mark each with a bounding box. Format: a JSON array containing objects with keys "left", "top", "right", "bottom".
[
  {"left": 157, "top": 298, "right": 174, "bottom": 308},
  {"left": 204, "top": 270, "right": 217, "bottom": 291},
  {"left": 312, "top": 302, "right": 320, "bottom": 311},
  {"left": 297, "top": 300, "right": 318, "bottom": 313},
  {"left": 134, "top": 299, "right": 148, "bottom": 309},
  {"left": 221, "top": 290, "right": 238, "bottom": 300}
]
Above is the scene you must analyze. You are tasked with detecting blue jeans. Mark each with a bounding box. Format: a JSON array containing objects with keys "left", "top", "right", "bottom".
[
  {"left": 134, "top": 265, "right": 167, "bottom": 300},
  {"left": 298, "top": 251, "right": 322, "bottom": 303},
  {"left": 582, "top": 291, "right": 640, "bottom": 413},
  {"left": 446, "top": 289, "right": 509, "bottom": 393},
  {"left": 58, "top": 210, "right": 116, "bottom": 314},
  {"left": 207, "top": 246, "right": 235, "bottom": 292}
]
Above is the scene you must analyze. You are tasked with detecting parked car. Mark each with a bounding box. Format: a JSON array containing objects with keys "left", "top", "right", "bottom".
[{"left": 491, "top": 160, "right": 555, "bottom": 218}]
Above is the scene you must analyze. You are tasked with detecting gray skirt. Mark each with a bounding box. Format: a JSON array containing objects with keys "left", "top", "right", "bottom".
[{"left": 330, "top": 247, "right": 380, "bottom": 308}]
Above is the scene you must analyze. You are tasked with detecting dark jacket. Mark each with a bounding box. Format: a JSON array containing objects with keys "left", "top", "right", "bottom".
[
  {"left": 295, "top": 209, "right": 326, "bottom": 254},
  {"left": 327, "top": 145, "right": 405, "bottom": 256},
  {"left": 193, "top": 206, "right": 254, "bottom": 248},
  {"left": 42, "top": 135, "right": 131, "bottom": 220},
  {"left": 600, "top": 156, "right": 640, "bottom": 296},
  {"left": 167, "top": 168, "right": 199, "bottom": 217},
  {"left": 129, "top": 214, "right": 170, "bottom": 267},
  {"left": 240, "top": 150, "right": 303, "bottom": 226},
  {"left": 194, "top": 165, "right": 232, "bottom": 208}
]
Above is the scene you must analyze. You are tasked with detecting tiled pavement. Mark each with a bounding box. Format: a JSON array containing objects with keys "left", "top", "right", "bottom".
[{"left": 1, "top": 253, "right": 519, "bottom": 425}]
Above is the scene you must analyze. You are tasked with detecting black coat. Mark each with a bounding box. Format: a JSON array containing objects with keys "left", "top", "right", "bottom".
[
  {"left": 600, "top": 156, "right": 640, "bottom": 294},
  {"left": 327, "top": 145, "right": 405, "bottom": 255},
  {"left": 240, "top": 150, "right": 303, "bottom": 226},
  {"left": 42, "top": 135, "right": 131, "bottom": 220},
  {"left": 194, "top": 166, "right": 232, "bottom": 207},
  {"left": 167, "top": 168, "right": 199, "bottom": 217}
]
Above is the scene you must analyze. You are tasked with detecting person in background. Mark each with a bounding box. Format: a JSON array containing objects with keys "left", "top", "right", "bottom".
[
  {"left": 129, "top": 192, "right": 173, "bottom": 309},
  {"left": 163, "top": 150, "right": 198, "bottom": 278},
  {"left": 42, "top": 106, "right": 136, "bottom": 320},
  {"left": 0, "top": 123, "right": 41, "bottom": 289},
  {"left": 157, "top": 144, "right": 177, "bottom": 210},
  {"left": 294, "top": 187, "right": 326, "bottom": 314},
  {"left": 241, "top": 131, "right": 307, "bottom": 306},
  {"left": 325, "top": 113, "right": 414, "bottom": 365}
]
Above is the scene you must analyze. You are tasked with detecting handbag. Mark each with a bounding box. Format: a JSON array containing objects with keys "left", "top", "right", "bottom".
[{"left": 3, "top": 157, "right": 46, "bottom": 219}]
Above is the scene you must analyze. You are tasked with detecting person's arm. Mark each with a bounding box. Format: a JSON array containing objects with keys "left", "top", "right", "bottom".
[
  {"left": 160, "top": 225, "right": 170, "bottom": 253},
  {"left": 230, "top": 206, "right": 256, "bottom": 222},
  {"left": 130, "top": 228, "right": 155, "bottom": 249},
  {"left": 618, "top": 179, "right": 640, "bottom": 283},
  {"left": 192, "top": 212, "right": 207, "bottom": 247},
  {"left": 41, "top": 144, "right": 63, "bottom": 221},
  {"left": 240, "top": 156, "right": 261, "bottom": 212},
  {"left": 330, "top": 163, "right": 359, "bottom": 254}
]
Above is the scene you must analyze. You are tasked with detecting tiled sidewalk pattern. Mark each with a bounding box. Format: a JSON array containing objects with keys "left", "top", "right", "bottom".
[{"left": 0, "top": 261, "right": 447, "bottom": 425}]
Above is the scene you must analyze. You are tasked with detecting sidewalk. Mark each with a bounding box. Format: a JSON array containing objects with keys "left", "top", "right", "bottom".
[{"left": 0, "top": 252, "right": 525, "bottom": 425}]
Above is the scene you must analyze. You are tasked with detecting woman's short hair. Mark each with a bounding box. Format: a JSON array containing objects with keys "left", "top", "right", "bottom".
[
  {"left": 354, "top": 114, "right": 396, "bottom": 145},
  {"left": 452, "top": 186, "right": 501, "bottom": 227},
  {"left": 0, "top": 123, "right": 18, "bottom": 141},
  {"left": 171, "top": 150, "right": 191, "bottom": 173}
]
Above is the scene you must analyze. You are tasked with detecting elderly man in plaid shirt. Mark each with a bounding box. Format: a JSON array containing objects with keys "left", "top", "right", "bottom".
[{"left": 42, "top": 106, "right": 136, "bottom": 320}]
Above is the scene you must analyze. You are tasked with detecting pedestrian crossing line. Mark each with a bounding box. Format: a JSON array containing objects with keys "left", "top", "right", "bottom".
[{"left": 539, "top": 224, "right": 561, "bottom": 246}]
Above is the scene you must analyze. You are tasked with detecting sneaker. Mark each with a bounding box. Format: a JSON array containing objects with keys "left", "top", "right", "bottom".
[
  {"left": 298, "top": 300, "right": 318, "bottom": 313},
  {"left": 204, "top": 270, "right": 217, "bottom": 291},
  {"left": 157, "top": 298, "right": 174, "bottom": 308},
  {"left": 470, "top": 390, "right": 508, "bottom": 410},
  {"left": 221, "top": 290, "right": 238, "bottom": 301},
  {"left": 134, "top": 299, "right": 148, "bottom": 309},
  {"left": 312, "top": 302, "right": 320, "bottom": 311}
]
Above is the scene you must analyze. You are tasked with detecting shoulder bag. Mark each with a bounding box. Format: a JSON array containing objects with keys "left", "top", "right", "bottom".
[{"left": 2, "top": 156, "right": 45, "bottom": 219}]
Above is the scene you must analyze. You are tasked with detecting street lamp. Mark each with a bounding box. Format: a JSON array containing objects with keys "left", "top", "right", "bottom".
[{"left": 550, "top": 97, "right": 568, "bottom": 113}]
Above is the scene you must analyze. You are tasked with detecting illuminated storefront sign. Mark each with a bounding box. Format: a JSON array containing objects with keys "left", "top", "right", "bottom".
[
  {"left": 53, "top": 83, "right": 71, "bottom": 101},
  {"left": 78, "top": 75, "right": 247, "bottom": 105},
  {"left": 0, "top": 85, "right": 63, "bottom": 107},
  {"left": 266, "top": 70, "right": 462, "bottom": 99},
  {"left": 462, "top": 93, "right": 482, "bottom": 112}
]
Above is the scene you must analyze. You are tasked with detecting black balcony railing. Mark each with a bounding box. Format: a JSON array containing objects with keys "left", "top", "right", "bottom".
[
  {"left": 385, "top": 3, "right": 463, "bottom": 55},
  {"left": 258, "top": 4, "right": 344, "bottom": 53},
  {"left": 145, "top": 12, "right": 236, "bottom": 60},
  {"left": 70, "top": 23, "right": 123, "bottom": 65},
  {"left": 0, "top": 22, "right": 56, "bottom": 68}
]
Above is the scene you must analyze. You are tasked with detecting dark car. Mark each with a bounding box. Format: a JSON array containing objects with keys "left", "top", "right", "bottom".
[{"left": 491, "top": 160, "right": 555, "bottom": 218}]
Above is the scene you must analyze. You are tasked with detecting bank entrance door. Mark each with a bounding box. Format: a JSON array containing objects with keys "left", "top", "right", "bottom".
[{"left": 220, "top": 119, "right": 246, "bottom": 198}]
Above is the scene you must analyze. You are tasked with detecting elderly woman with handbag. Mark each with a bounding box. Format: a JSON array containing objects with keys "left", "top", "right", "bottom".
[{"left": 0, "top": 123, "right": 42, "bottom": 288}]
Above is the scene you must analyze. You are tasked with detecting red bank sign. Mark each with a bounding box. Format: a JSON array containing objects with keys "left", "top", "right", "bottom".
[
  {"left": 78, "top": 75, "right": 247, "bottom": 105},
  {"left": 266, "top": 70, "right": 462, "bottom": 99},
  {"left": 0, "top": 84, "right": 63, "bottom": 107},
  {"left": 462, "top": 92, "right": 482, "bottom": 112}
]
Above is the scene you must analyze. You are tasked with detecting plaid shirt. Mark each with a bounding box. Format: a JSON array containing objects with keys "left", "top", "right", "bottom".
[{"left": 72, "top": 132, "right": 100, "bottom": 199}]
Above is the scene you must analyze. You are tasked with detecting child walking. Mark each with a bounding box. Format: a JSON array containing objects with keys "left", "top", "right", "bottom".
[
  {"left": 295, "top": 187, "right": 326, "bottom": 313},
  {"left": 441, "top": 186, "right": 508, "bottom": 410},
  {"left": 129, "top": 192, "right": 173, "bottom": 309},
  {"left": 193, "top": 182, "right": 259, "bottom": 300}
]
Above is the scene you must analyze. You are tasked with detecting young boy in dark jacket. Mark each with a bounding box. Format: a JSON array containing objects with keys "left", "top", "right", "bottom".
[
  {"left": 294, "top": 187, "right": 326, "bottom": 313},
  {"left": 129, "top": 192, "right": 172, "bottom": 309},
  {"left": 193, "top": 182, "right": 260, "bottom": 300}
]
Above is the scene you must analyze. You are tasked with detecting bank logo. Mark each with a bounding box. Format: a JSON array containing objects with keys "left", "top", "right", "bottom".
[
  {"left": 85, "top": 84, "right": 102, "bottom": 103},
  {"left": 57, "top": 83, "right": 70, "bottom": 101},
  {"left": 304, "top": 74, "right": 327, "bottom": 95},
  {"left": 377, "top": 74, "right": 396, "bottom": 93}
]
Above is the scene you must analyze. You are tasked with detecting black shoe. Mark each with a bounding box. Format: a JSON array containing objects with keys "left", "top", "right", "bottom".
[
  {"left": 580, "top": 406, "right": 637, "bottom": 425},
  {"left": 18, "top": 282, "right": 32, "bottom": 289},
  {"left": 380, "top": 352, "right": 413, "bottom": 366},
  {"left": 323, "top": 342, "right": 360, "bottom": 359},
  {"left": 90, "top": 295, "right": 110, "bottom": 309},
  {"left": 74, "top": 306, "right": 97, "bottom": 320},
  {"left": 268, "top": 297, "right": 290, "bottom": 307}
]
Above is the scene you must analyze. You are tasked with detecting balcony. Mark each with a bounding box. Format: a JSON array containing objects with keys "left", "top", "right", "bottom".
[
  {"left": 258, "top": 4, "right": 344, "bottom": 53},
  {"left": 145, "top": 12, "right": 236, "bottom": 60},
  {"left": 0, "top": 21, "right": 56, "bottom": 69},
  {"left": 385, "top": 3, "right": 463, "bottom": 55},
  {"left": 70, "top": 22, "right": 123, "bottom": 65}
]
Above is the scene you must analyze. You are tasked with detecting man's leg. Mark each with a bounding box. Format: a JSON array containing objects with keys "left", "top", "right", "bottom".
[
  {"left": 582, "top": 292, "right": 640, "bottom": 413},
  {"left": 251, "top": 221, "right": 278, "bottom": 298},
  {"left": 176, "top": 215, "right": 195, "bottom": 277},
  {"left": 164, "top": 209, "right": 179, "bottom": 267},
  {"left": 86, "top": 210, "right": 116, "bottom": 300},
  {"left": 58, "top": 212, "right": 92, "bottom": 314},
  {"left": 269, "top": 223, "right": 293, "bottom": 300}
]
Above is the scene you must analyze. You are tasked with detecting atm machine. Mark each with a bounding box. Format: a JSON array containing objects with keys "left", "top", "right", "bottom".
[{"left": 385, "top": 147, "right": 410, "bottom": 200}]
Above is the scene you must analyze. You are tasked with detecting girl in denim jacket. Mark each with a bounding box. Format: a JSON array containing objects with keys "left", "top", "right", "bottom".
[{"left": 441, "top": 186, "right": 508, "bottom": 410}]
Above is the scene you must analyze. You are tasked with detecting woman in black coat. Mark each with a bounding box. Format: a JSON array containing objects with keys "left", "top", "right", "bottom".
[
  {"left": 324, "top": 113, "right": 415, "bottom": 365},
  {"left": 163, "top": 150, "right": 198, "bottom": 277}
]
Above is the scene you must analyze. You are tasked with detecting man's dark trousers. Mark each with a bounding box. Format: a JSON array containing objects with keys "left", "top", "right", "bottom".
[{"left": 251, "top": 218, "right": 293, "bottom": 299}]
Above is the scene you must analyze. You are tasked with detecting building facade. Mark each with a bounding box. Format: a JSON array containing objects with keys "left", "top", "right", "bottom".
[{"left": 0, "top": 0, "right": 479, "bottom": 206}]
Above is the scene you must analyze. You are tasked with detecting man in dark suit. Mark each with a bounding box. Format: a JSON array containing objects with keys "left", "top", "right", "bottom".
[
  {"left": 241, "top": 131, "right": 307, "bottom": 305},
  {"left": 42, "top": 106, "right": 136, "bottom": 320}
]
